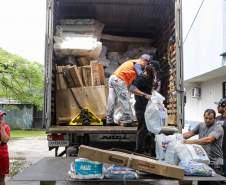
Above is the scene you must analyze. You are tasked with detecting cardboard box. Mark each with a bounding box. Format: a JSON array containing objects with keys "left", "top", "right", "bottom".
[
  {"left": 56, "top": 86, "right": 107, "bottom": 124},
  {"left": 78, "top": 145, "right": 184, "bottom": 179}
]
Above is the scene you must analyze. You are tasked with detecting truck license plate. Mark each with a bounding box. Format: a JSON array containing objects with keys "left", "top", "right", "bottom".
[{"left": 48, "top": 140, "right": 69, "bottom": 147}]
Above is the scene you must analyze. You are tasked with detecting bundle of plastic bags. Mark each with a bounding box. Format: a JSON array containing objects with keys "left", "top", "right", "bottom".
[
  {"left": 179, "top": 161, "right": 215, "bottom": 176},
  {"left": 68, "top": 158, "right": 138, "bottom": 180},
  {"left": 165, "top": 139, "right": 181, "bottom": 165},
  {"left": 68, "top": 158, "right": 104, "bottom": 179},
  {"left": 103, "top": 165, "right": 138, "bottom": 179},
  {"left": 155, "top": 134, "right": 210, "bottom": 166},
  {"left": 145, "top": 91, "right": 167, "bottom": 134},
  {"left": 175, "top": 144, "right": 210, "bottom": 165},
  {"left": 155, "top": 133, "right": 183, "bottom": 161}
]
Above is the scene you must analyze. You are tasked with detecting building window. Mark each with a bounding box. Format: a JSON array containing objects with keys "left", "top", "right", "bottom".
[
  {"left": 223, "top": 82, "right": 226, "bottom": 99},
  {"left": 223, "top": 56, "right": 226, "bottom": 65}
]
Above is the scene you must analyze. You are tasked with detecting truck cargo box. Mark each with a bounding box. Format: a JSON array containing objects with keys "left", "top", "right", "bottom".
[{"left": 44, "top": 0, "right": 184, "bottom": 155}]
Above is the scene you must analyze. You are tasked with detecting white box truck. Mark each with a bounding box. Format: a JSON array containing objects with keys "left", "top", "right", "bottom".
[{"left": 44, "top": 0, "right": 184, "bottom": 156}]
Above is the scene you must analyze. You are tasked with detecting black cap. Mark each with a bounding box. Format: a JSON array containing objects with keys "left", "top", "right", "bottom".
[
  {"left": 217, "top": 98, "right": 226, "bottom": 107},
  {"left": 140, "top": 54, "right": 153, "bottom": 63}
]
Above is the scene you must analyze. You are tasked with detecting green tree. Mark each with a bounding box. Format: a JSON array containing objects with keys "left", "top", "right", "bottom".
[{"left": 0, "top": 48, "right": 44, "bottom": 109}]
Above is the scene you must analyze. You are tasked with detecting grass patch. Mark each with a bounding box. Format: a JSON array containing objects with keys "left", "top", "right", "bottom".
[{"left": 11, "top": 130, "right": 46, "bottom": 138}]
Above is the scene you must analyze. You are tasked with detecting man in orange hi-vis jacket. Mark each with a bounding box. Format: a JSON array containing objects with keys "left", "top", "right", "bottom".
[{"left": 106, "top": 54, "right": 152, "bottom": 126}]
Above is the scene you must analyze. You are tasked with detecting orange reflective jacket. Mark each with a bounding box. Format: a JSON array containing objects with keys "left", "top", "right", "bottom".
[{"left": 113, "top": 60, "right": 137, "bottom": 86}]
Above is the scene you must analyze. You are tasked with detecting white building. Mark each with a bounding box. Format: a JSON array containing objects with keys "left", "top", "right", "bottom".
[{"left": 183, "top": 0, "right": 226, "bottom": 125}]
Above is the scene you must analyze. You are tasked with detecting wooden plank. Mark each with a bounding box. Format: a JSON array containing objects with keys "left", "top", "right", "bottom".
[
  {"left": 77, "top": 57, "right": 90, "bottom": 66},
  {"left": 90, "top": 61, "right": 105, "bottom": 86},
  {"left": 68, "top": 66, "right": 84, "bottom": 87},
  {"left": 90, "top": 61, "right": 101, "bottom": 86},
  {"left": 101, "top": 34, "right": 152, "bottom": 43},
  {"left": 98, "top": 63, "right": 105, "bottom": 85},
  {"left": 168, "top": 114, "right": 177, "bottom": 125},
  {"left": 56, "top": 66, "right": 67, "bottom": 90},
  {"left": 81, "top": 66, "right": 92, "bottom": 86},
  {"left": 63, "top": 65, "right": 76, "bottom": 88}
]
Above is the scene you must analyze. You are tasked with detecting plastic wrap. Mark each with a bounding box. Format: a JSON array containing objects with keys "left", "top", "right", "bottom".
[
  {"left": 54, "top": 34, "right": 102, "bottom": 59},
  {"left": 179, "top": 161, "right": 215, "bottom": 176},
  {"left": 103, "top": 165, "right": 138, "bottom": 179},
  {"left": 56, "top": 19, "right": 104, "bottom": 40},
  {"left": 68, "top": 158, "right": 104, "bottom": 179}
]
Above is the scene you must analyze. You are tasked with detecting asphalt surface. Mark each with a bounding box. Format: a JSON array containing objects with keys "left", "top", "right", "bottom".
[{"left": 5, "top": 137, "right": 64, "bottom": 185}]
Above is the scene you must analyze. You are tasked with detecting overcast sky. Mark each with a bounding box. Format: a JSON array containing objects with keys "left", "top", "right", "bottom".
[
  {"left": 0, "top": 0, "right": 46, "bottom": 64},
  {"left": 0, "top": 0, "right": 203, "bottom": 64}
]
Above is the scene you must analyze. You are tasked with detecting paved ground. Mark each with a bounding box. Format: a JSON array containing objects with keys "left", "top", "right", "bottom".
[
  {"left": 5, "top": 137, "right": 226, "bottom": 185},
  {"left": 6, "top": 137, "right": 67, "bottom": 185}
]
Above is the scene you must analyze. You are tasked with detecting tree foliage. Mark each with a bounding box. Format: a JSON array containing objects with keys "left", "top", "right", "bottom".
[{"left": 0, "top": 48, "right": 44, "bottom": 110}]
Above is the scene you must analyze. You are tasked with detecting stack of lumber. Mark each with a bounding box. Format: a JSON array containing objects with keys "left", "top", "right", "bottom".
[
  {"left": 56, "top": 61, "right": 105, "bottom": 90},
  {"left": 55, "top": 61, "right": 107, "bottom": 124}
]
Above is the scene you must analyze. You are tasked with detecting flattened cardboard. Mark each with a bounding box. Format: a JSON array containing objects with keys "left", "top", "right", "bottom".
[
  {"left": 56, "top": 86, "right": 107, "bottom": 124},
  {"left": 78, "top": 145, "right": 184, "bottom": 179}
]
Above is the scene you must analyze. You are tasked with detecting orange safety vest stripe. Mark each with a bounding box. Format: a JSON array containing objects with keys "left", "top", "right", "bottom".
[{"left": 113, "top": 60, "right": 137, "bottom": 86}]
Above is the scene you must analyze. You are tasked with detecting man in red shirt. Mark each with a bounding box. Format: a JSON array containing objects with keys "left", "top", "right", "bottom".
[{"left": 0, "top": 111, "right": 10, "bottom": 185}]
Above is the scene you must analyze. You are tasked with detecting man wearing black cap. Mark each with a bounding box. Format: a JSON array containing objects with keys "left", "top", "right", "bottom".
[{"left": 216, "top": 98, "right": 226, "bottom": 176}]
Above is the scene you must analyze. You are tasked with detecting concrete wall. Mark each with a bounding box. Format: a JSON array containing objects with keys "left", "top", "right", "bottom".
[
  {"left": 185, "top": 76, "right": 226, "bottom": 124},
  {"left": 0, "top": 104, "right": 34, "bottom": 129},
  {"left": 183, "top": 0, "right": 224, "bottom": 80}
]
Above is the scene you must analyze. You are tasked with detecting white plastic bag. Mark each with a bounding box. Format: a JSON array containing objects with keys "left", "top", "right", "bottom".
[
  {"left": 165, "top": 140, "right": 182, "bottom": 165},
  {"left": 175, "top": 144, "right": 210, "bottom": 164},
  {"left": 155, "top": 134, "right": 166, "bottom": 160},
  {"left": 155, "top": 133, "right": 183, "bottom": 161},
  {"left": 145, "top": 91, "right": 167, "bottom": 134}
]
